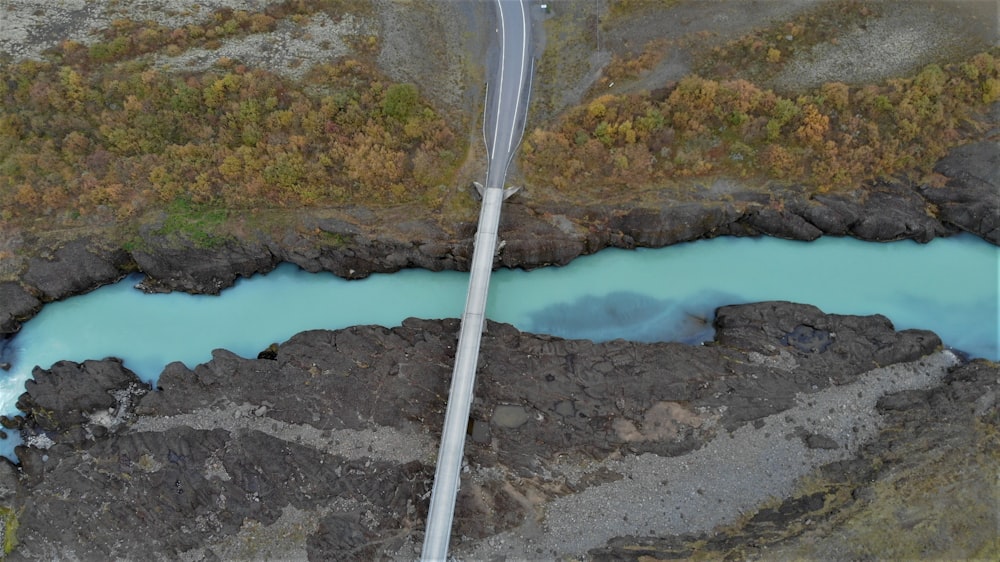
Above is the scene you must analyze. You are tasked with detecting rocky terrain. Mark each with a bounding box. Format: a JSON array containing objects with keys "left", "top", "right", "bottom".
[
  {"left": 0, "top": 0, "right": 998, "bottom": 559},
  {"left": 2, "top": 301, "right": 995, "bottom": 560}
]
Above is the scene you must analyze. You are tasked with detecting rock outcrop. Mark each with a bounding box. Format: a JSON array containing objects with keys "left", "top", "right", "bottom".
[
  {"left": 20, "top": 239, "right": 133, "bottom": 301},
  {"left": 0, "top": 283, "right": 39, "bottom": 335},
  {"left": 3, "top": 302, "right": 991, "bottom": 560},
  {"left": 920, "top": 140, "right": 1000, "bottom": 244}
]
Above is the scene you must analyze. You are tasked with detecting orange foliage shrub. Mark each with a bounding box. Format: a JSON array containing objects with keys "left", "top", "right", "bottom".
[
  {"left": 794, "top": 105, "right": 830, "bottom": 146},
  {"left": 0, "top": 36, "right": 460, "bottom": 222},
  {"left": 521, "top": 51, "right": 999, "bottom": 192}
]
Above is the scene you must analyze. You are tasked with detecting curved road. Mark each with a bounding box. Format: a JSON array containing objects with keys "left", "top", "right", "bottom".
[
  {"left": 421, "top": 1, "right": 533, "bottom": 560},
  {"left": 483, "top": 0, "right": 532, "bottom": 191}
]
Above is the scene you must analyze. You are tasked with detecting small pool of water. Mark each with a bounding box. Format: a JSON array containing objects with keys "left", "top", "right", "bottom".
[{"left": 1, "top": 234, "right": 997, "bottom": 458}]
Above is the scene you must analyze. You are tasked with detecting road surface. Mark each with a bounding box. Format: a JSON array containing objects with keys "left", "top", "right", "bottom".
[{"left": 421, "top": 0, "right": 533, "bottom": 560}]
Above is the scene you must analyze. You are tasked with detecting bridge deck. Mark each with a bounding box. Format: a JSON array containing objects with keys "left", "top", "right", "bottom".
[{"left": 421, "top": 0, "right": 531, "bottom": 559}]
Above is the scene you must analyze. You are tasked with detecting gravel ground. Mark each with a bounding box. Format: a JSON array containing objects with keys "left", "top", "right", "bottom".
[
  {"left": 0, "top": 0, "right": 274, "bottom": 60},
  {"left": 375, "top": 0, "right": 490, "bottom": 122},
  {"left": 0, "top": 0, "right": 486, "bottom": 121},
  {"left": 155, "top": 13, "right": 366, "bottom": 81},
  {"left": 774, "top": 0, "right": 999, "bottom": 90},
  {"left": 457, "top": 350, "right": 961, "bottom": 560},
  {"left": 540, "top": 0, "right": 999, "bottom": 113},
  {"left": 130, "top": 399, "right": 439, "bottom": 465}
]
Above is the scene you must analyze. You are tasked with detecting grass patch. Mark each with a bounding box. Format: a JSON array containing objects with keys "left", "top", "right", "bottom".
[
  {"left": 152, "top": 197, "right": 231, "bottom": 248},
  {"left": 315, "top": 229, "right": 353, "bottom": 248}
]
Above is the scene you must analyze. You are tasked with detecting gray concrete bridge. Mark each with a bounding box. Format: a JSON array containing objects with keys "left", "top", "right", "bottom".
[{"left": 421, "top": 0, "right": 534, "bottom": 559}]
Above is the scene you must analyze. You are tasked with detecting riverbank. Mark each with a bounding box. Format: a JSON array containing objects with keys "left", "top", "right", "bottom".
[
  {"left": 2, "top": 135, "right": 998, "bottom": 337},
  {"left": 2, "top": 302, "right": 996, "bottom": 559}
]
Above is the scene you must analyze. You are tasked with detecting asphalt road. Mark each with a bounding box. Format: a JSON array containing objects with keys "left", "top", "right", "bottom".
[
  {"left": 483, "top": 0, "right": 532, "bottom": 189},
  {"left": 421, "top": 1, "right": 534, "bottom": 560}
]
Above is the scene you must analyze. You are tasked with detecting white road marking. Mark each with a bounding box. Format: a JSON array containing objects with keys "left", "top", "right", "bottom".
[
  {"left": 489, "top": 0, "right": 507, "bottom": 168},
  {"left": 508, "top": 0, "right": 528, "bottom": 157}
]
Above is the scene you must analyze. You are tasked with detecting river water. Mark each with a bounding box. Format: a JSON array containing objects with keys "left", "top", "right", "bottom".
[{"left": 1, "top": 234, "right": 997, "bottom": 456}]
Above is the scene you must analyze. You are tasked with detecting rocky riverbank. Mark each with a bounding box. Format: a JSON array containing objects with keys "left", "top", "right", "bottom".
[
  {"left": 2, "top": 301, "right": 995, "bottom": 559},
  {"left": 2, "top": 136, "right": 998, "bottom": 337}
]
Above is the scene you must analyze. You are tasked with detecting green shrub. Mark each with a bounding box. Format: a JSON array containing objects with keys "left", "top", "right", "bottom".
[{"left": 382, "top": 83, "right": 419, "bottom": 121}]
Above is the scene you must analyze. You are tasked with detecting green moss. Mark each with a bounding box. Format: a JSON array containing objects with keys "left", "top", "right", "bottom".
[
  {"left": 0, "top": 506, "right": 21, "bottom": 556},
  {"left": 316, "top": 230, "right": 352, "bottom": 248},
  {"left": 121, "top": 237, "right": 139, "bottom": 252}
]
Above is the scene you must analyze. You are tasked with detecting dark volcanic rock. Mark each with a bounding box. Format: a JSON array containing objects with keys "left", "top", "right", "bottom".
[
  {"left": 14, "top": 424, "right": 434, "bottom": 561},
  {"left": 788, "top": 195, "right": 863, "bottom": 235},
  {"left": 132, "top": 237, "right": 278, "bottom": 294},
  {"left": 922, "top": 140, "right": 1000, "bottom": 243},
  {"left": 713, "top": 301, "right": 940, "bottom": 378},
  {"left": 613, "top": 203, "right": 741, "bottom": 246},
  {"left": 740, "top": 206, "right": 823, "bottom": 240},
  {"left": 591, "top": 359, "right": 999, "bottom": 561},
  {"left": 15, "top": 359, "right": 149, "bottom": 449},
  {"left": 4, "top": 302, "right": 955, "bottom": 559},
  {"left": 129, "top": 216, "right": 467, "bottom": 296},
  {"left": 274, "top": 219, "right": 465, "bottom": 280},
  {"left": 847, "top": 181, "right": 952, "bottom": 242},
  {"left": 21, "top": 239, "right": 131, "bottom": 301},
  {"left": 0, "top": 283, "right": 40, "bottom": 335},
  {"left": 136, "top": 323, "right": 455, "bottom": 431},
  {"left": 498, "top": 205, "right": 587, "bottom": 267}
]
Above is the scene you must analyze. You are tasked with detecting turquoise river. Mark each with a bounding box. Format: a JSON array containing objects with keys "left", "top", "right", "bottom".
[{"left": 1, "top": 234, "right": 997, "bottom": 457}]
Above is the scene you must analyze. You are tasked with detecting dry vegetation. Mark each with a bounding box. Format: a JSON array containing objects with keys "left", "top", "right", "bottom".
[
  {"left": 522, "top": 50, "right": 999, "bottom": 195},
  {"left": 604, "top": 0, "right": 682, "bottom": 23},
  {"left": 0, "top": 0, "right": 464, "bottom": 234},
  {"left": 690, "top": 0, "right": 882, "bottom": 86},
  {"left": 1, "top": 0, "right": 997, "bottom": 240},
  {"left": 523, "top": 0, "right": 998, "bottom": 201}
]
